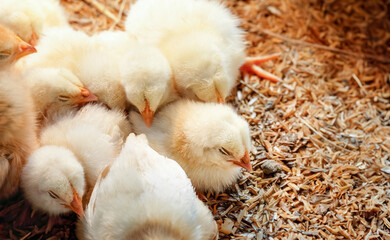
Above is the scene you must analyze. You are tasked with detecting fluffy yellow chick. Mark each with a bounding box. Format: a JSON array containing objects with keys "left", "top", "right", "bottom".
[
  {"left": 125, "top": 0, "right": 246, "bottom": 104},
  {"left": 0, "top": 24, "right": 36, "bottom": 69},
  {"left": 21, "top": 26, "right": 90, "bottom": 70},
  {"left": 22, "top": 67, "right": 98, "bottom": 125},
  {"left": 77, "top": 134, "right": 217, "bottom": 240},
  {"left": 0, "top": 70, "right": 38, "bottom": 199},
  {"left": 120, "top": 44, "right": 177, "bottom": 127},
  {"left": 23, "top": 27, "right": 130, "bottom": 110},
  {"left": 0, "top": 0, "right": 69, "bottom": 45},
  {"left": 130, "top": 99, "right": 252, "bottom": 193},
  {"left": 22, "top": 145, "right": 86, "bottom": 216},
  {"left": 22, "top": 104, "right": 130, "bottom": 216},
  {"left": 76, "top": 50, "right": 127, "bottom": 110}
]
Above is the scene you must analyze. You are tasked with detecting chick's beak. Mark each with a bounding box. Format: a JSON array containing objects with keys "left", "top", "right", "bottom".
[
  {"left": 14, "top": 36, "right": 37, "bottom": 60},
  {"left": 74, "top": 87, "right": 98, "bottom": 105},
  {"left": 233, "top": 150, "right": 252, "bottom": 172},
  {"left": 141, "top": 101, "right": 154, "bottom": 127},
  {"left": 64, "top": 186, "right": 84, "bottom": 217}
]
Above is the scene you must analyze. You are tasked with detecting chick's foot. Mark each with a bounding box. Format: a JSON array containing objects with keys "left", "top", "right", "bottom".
[
  {"left": 196, "top": 190, "right": 208, "bottom": 202},
  {"left": 240, "top": 53, "right": 282, "bottom": 82}
]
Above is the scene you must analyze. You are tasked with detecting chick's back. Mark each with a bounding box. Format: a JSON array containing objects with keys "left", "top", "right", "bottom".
[{"left": 0, "top": 70, "right": 37, "bottom": 199}]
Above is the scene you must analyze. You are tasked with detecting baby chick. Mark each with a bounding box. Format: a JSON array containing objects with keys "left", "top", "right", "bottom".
[
  {"left": 21, "top": 26, "right": 90, "bottom": 71},
  {"left": 0, "top": 70, "right": 38, "bottom": 199},
  {"left": 23, "top": 27, "right": 129, "bottom": 110},
  {"left": 0, "top": 0, "right": 69, "bottom": 45},
  {"left": 120, "top": 44, "right": 177, "bottom": 127},
  {"left": 22, "top": 67, "right": 98, "bottom": 125},
  {"left": 22, "top": 104, "right": 130, "bottom": 216},
  {"left": 77, "top": 134, "right": 217, "bottom": 240},
  {"left": 76, "top": 50, "right": 127, "bottom": 110},
  {"left": 22, "top": 145, "right": 85, "bottom": 216},
  {"left": 125, "top": 0, "right": 246, "bottom": 104},
  {"left": 0, "top": 24, "right": 36, "bottom": 69},
  {"left": 130, "top": 99, "right": 252, "bottom": 193}
]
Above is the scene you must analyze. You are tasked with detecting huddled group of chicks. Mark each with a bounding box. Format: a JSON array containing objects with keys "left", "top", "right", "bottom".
[{"left": 0, "top": 0, "right": 280, "bottom": 239}]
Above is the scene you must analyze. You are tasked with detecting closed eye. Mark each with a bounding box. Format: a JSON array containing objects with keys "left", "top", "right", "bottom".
[
  {"left": 218, "top": 147, "right": 230, "bottom": 156},
  {"left": 0, "top": 51, "right": 11, "bottom": 60},
  {"left": 58, "top": 95, "right": 70, "bottom": 102},
  {"left": 48, "top": 190, "right": 60, "bottom": 199}
]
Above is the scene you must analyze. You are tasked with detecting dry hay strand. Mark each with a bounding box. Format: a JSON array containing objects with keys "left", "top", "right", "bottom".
[{"left": 1, "top": 0, "right": 390, "bottom": 239}]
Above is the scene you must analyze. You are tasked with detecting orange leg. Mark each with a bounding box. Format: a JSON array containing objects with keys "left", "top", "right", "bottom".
[
  {"left": 196, "top": 190, "right": 208, "bottom": 201},
  {"left": 240, "top": 53, "right": 282, "bottom": 82}
]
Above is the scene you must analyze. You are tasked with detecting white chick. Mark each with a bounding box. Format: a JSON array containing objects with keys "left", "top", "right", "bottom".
[
  {"left": 0, "top": 0, "right": 69, "bottom": 45},
  {"left": 22, "top": 67, "right": 98, "bottom": 125},
  {"left": 120, "top": 44, "right": 177, "bottom": 127},
  {"left": 22, "top": 27, "right": 129, "bottom": 110},
  {"left": 0, "top": 70, "right": 38, "bottom": 199},
  {"left": 69, "top": 104, "right": 132, "bottom": 145},
  {"left": 77, "top": 134, "right": 217, "bottom": 240},
  {"left": 89, "top": 30, "right": 135, "bottom": 56},
  {"left": 130, "top": 99, "right": 252, "bottom": 193},
  {"left": 76, "top": 50, "right": 127, "bottom": 110},
  {"left": 22, "top": 104, "right": 130, "bottom": 216},
  {"left": 22, "top": 146, "right": 85, "bottom": 216},
  {"left": 125, "top": 0, "right": 246, "bottom": 103},
  {"left": 21, "top": 26, "right": 90, "bottom": 71},
  {"left": 0, "top": 24, "right": 36, "bottom": 69}
]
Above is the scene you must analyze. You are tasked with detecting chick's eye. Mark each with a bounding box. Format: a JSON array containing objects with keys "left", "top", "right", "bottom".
[
  {"left": 0, "top": 51, "right": 11, "bottom": 60},
  {"left": 219, "top": 147, "right": 230, "bottom": 156},
  {"left": 58, "top": 95, "right": 70, "bottom": 102},
  {"left": 48, "top": 190, "right": 59, "bottom": 199}
]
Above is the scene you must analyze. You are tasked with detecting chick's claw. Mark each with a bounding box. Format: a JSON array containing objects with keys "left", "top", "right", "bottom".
[{"left": 240, "top": 53, "right": 282, "bottom": 82}]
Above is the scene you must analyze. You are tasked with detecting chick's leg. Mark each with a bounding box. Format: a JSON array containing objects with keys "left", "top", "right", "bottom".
[
  {"left": 196, "top": 190, "right": 208, "bottom": 202},
  {"left": 240, "top": 53, "right": 282, "bottom": 82}
]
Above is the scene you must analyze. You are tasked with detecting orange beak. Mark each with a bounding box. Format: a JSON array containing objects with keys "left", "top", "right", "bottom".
[
  {"left": 216, "top": 90, "right": 224, "bottom": 104},
  {"left": 63, "top": 186, "right": 84, "bottom": 217},
  {"left": 233, "top": 150, "right": 252, "bottom": 172},
  {"left": 141, "top": 101, "right": 155, "bottom": 127},
  {"left": 29, "top": 30, "right": 38, "bottom": 46},
  {"left": 74, "top": 87, "right": 98, "bottom": 105},
  {"left": 14, "top": 36, "right": 37, "bottom": 61}
]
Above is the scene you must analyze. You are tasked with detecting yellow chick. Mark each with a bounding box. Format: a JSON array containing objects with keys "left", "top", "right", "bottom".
[
  {"left": 21, "top": 26, "right": 90, "bottom": 71},
  {"left": 22, "top": 145, "right": 86, "bottom": 216},
  {"left": 22, "top": 104, "right": 130, "bottom": 216},
  {"left": 120, "top": 43, "right": 178, "bottom": 127},
  {"left": 125, "top": 0, "right": 246, "bottom": 104},
  {"left": 22, "top": 67, "right": 98, "bottom": 125},
  {"left": 130, "top": 99, "right": 252, "bottom": 193},
  {"left": 0, "top": 24, "right": 36, "bottom": 69},
  {"left": 76, "top": 50, "right": 127, "bottom": 110},
  {"left": 0, "top": 0, "right": 69, "bottom": 45},
  {"left": 0, "top": 70, "right": 38, "bottom": 199},
  {"left": 23, "top": 27, "right": 129, "bottom": 110},
  {"left": 77, "top": 134, "right": 217, "bottom": 240}
]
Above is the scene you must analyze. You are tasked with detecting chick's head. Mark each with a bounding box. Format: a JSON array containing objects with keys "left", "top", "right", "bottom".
[
  {"left": 162, "top": 32, "right": 233, "bottom": 104},
  {"left": 24, "top": 68, "right": 98, "bottom": 117},
  {"left": 0, "top": 24, "right": 36, "bottom": 66},
  {"left": 22, "top": 146, "right": 85, "bottom": 216},
  {"left": 121, "top": 45, "right": 174, "bottom": 127},
  {"left": 173, "top": 101, "right": 252, "bottom": 192},
  {"left": 3, "top": 10, "right": 41, "bottom": 46}
]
